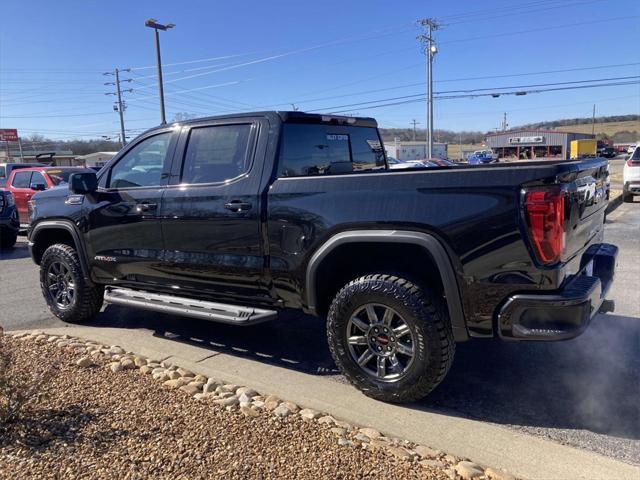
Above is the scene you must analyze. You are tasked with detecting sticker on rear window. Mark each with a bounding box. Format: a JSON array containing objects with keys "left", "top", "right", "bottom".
[{"left": 326, "top": 134, "right": 348, "bottom": 141}]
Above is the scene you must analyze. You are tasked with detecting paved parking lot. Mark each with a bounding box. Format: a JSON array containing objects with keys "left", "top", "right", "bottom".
[{"left": 1, "top": 202, "right": 638, "bottom": 466}]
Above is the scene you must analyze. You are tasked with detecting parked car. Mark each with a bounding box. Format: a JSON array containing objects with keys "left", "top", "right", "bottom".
[
  {"left": 623, "top": 145, "right": 640, "bottom": 202},
  {"left": 27, "top": 111, "right": 616, "bottom": 403},
  {"left": 0, "top": 190, "right": 19, "bottom": 249},
  {"left": 597, "top": 146, "right": 616, "bottom": 158},
  {"left": 4, "top": 166, "right": 93, "bottom": 225},
  {"left": 467, "top": 149, "right": 498, "bottom": 165},
  {"left": 0, "top": 162, "right": 46, "bottom": 187}
]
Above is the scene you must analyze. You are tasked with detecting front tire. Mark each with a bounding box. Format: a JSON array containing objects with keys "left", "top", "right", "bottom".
[
  {"left": 40, "top": 243, "right": 104, "bottom": 323},
  {"left": 327, "top": 274, "right": 455, "bottom": 403}
]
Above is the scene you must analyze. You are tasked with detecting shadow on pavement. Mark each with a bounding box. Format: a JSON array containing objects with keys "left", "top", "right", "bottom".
[
  {"left": 89, "top": 306, "right": 640, "bottom": 441},
  {"left": 0, "top": 242, "right": 31, "bottom": 260}
]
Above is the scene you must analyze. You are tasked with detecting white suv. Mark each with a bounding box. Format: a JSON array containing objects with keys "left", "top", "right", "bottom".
[{"left": 623, "top": 145, "right": 640, "bottom": 202}]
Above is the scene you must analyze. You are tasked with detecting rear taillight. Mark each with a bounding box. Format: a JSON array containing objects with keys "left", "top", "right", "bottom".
[
  {"left": 524, "top": 187, "right": 566, "bottom": 265},
  {"left": 627, "top": 159, "right": 640, "bottom": 167}
]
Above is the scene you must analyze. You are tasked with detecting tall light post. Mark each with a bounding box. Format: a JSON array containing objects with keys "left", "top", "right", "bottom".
[
  {"left": 418, "top": 18, "right": 439, "bottom": 159},
  {"left": 145, "top": 18, "right": 175, "bottom": 124}
]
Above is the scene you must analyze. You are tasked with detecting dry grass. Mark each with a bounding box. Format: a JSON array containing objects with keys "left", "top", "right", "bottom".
[{"left": 553, "top": 121, "right": 640, "bottom": 137}]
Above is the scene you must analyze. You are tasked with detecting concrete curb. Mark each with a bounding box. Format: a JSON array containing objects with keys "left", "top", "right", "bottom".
[
  {"left": 11, "top": 326, "right": 640, "bottom": 480},
  {"left": 606, "top": 190, "right": 624, "bottom": 215}
]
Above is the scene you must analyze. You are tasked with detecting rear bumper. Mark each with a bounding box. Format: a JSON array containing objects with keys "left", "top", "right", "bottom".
[
  {"left": 624, "top": 181, "right": 640, "bottom": 195},
  {"left": 497, "top": 243, "right": 617, "bottom": 341}
]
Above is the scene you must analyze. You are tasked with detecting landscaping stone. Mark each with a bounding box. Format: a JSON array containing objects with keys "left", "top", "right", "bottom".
[
  {"left": 415, "top": 445, "right": 440, "bottom": 459},
  {"left": 179, "top": 384, "right": 201, "bottom": 395},
  {"left": 120, "top": 358, "right": 136, "bottom": 370},
  {"left": 76, "top": 356, "right": 95, "bottom": 368},
  {"left": 134, "top": 356, "right": 147, "bottom": 367},
  {"left": 273, "top": 403, "right": 295, "bottom": 418},
  {"left": 109, "top": 362, "right": 123, "bottom": 373},
  {"left": 236, "top": 387, "right": 258, "bottom": 397},
  {"left": 213, "top": 395, "right": 239, "bottom": 407},
  {"left": 455, "top": 461, "right": 484, "bottom": 479},
  {"left": 240, "top": 406, "right": 260, "bottom": 418},
  {"left": 298, "top": 408, "right": 321, "bottom": 420}
]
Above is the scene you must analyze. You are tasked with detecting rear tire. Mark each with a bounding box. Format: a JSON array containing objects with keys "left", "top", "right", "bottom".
[
  {"left": 622, "top": 190, "right": 633, "bottom": 203},
  {"left": 327, "top": 274, "right": 455, "bottom": 403},
  {"left": 40, "top": 243, "right": 103, "bottom": 323}
]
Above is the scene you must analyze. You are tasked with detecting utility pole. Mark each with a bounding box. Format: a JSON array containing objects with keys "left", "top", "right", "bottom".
[
  {"left": 592, "top": 104, "right": 596, "bottom": 135},
  {"left": 145, "top": 19, "right": 175, "bottom": 124},
  {"left": 501, "top": 112, "right": 508, "bottom": 131},
  {"left": 17, "top": 137, "right": 24, "bottom": 161},
  {"left": 418, "top": 18, "right": 439, "bottom": 159},
  {"left": 104, "top": 68, "right": 133, "bottom": 147},
  {"left": 410, "top": 119, "right": 420, "bottom": 141}
]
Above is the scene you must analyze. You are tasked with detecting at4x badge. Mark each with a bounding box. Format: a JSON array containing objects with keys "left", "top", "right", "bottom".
[{"left": 94, "top": 255, "right": 116, "bottom": 262}]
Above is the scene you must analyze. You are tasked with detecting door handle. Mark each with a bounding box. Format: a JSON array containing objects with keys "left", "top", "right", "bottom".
[
  {"left": 224, "top": 200, "right": 252, "bottom": 212},
  {"left": 136, "top": 202, "right": 157, "bottom": 213}
]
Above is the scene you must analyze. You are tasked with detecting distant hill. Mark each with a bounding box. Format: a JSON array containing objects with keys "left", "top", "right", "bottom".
[
  {"left": 380, "top": 115, "right": 640, "bottom": 145},
  {"left": 514, "top": 115, "right": 639, "bottom": 142}
]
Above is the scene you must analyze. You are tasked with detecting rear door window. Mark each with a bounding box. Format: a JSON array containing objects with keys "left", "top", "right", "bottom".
[
  {"left": 180, "top": 124, "right": 253, "bottom": 184},
  {"left": 278, "top": 124, "right": 385, "bottom": 177}
]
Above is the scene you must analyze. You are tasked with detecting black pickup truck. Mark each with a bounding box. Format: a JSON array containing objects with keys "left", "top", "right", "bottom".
[{"left": 27, "top": 112, "right": 617, "bottom": 402}]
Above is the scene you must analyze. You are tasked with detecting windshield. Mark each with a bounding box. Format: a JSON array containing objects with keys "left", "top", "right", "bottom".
[{"left": 45, "top": 169, "right": 86, "bottom": 186}]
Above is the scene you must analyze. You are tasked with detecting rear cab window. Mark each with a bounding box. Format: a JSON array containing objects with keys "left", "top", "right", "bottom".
[{"left": 278, "top": 123, "right": 385, "bottom": 177}]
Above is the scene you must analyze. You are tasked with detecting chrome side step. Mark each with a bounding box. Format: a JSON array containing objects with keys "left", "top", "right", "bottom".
[{"left": 104, "top": 287, "right": 277, "bottom": 325}]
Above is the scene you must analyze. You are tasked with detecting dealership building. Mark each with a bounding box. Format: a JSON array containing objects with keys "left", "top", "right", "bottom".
[{"left": 485, "top": 129, "right": 595, "bottom": 160}]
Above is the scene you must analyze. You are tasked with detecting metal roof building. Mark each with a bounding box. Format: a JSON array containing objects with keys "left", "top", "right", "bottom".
[{"left": 486, "top": 129, "right": 594, "bottom": 160}]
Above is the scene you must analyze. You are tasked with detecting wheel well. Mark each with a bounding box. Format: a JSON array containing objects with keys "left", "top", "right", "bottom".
[
  {"left": 32, "top": 228, "right": 76, "bottom": 264},
  {"left": 314, "top": 242, "right": 445, "bottom": 317}
]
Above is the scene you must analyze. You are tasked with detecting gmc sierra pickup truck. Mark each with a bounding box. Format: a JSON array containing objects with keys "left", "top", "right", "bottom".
[{"left": 27, "top": 111, "right": 617, "bottom": 403}]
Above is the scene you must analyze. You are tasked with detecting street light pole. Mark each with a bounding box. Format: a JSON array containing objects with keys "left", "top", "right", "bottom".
[
  {"left": 418, "top": 18, "right": 439, "bottom": 159},
  {"left": 145, "top": 19, "right": 175, "bottom": 124}
]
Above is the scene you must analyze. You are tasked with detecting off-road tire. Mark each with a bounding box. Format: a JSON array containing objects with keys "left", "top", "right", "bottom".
[
  {"left": 40, "top": 243, "right": 104, "bottom": 323},
  {"left": 327, "top": 274, "right": 455, "bottom": 403},
  {"left": 0, "top": 229, "right": 17, "bottom": 249}
]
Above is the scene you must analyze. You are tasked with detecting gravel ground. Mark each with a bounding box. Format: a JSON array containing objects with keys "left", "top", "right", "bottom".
[{"left": 0, "top": 337, "right": 456, "bottom": 480}]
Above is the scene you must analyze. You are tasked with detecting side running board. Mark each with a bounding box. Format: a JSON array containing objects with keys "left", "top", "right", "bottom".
[{"left": 104, "top": 287, "right": 277, "bottom": 325}]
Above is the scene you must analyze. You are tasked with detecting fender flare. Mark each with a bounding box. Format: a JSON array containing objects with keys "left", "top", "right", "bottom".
[
  {"left": 29, "top": 220, "right": 93, "bottom": 284},
  {"left": 305, "top": 230, "right": 469, "bottom": 342}
]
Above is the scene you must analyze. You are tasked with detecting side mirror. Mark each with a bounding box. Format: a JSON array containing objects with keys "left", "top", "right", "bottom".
[
  {"left": 30, "top": 182, "right": 46, "bottom": 191},
  {"left": 69, "top": 172, "right": 98, "bottom": 194}
]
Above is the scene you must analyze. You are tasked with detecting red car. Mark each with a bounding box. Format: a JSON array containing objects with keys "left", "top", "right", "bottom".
[{"left": 4, "top": 167, "right": 92, "bottom": 225}]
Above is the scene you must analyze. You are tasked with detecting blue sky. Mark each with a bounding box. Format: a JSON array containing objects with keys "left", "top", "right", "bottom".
[{"left": 1, "top": 0, "right": 639, "bottom": 142}]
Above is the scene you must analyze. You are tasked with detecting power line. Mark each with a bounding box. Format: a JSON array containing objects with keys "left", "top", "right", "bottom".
[{"left": 306, "top": 76, "right": 640, "bottom": 112}]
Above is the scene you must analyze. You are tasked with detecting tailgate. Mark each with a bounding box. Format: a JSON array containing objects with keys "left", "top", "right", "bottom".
[{"left": 564, "top": 159, "right": 608, "bottom": 260}]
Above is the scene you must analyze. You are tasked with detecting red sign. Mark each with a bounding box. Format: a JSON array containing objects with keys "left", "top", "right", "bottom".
[{"left": 0, "top": 129, "right": 18, "bottom": 141}]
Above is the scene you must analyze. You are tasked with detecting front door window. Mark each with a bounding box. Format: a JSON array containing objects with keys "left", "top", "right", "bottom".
[{"left": 108, "top": 133, "right": 172, "bottom": 188}]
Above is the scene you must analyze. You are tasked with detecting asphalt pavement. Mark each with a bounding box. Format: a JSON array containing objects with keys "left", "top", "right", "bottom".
[{"left": 1, "top": 200, "right": 638, "bottom": 467}]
